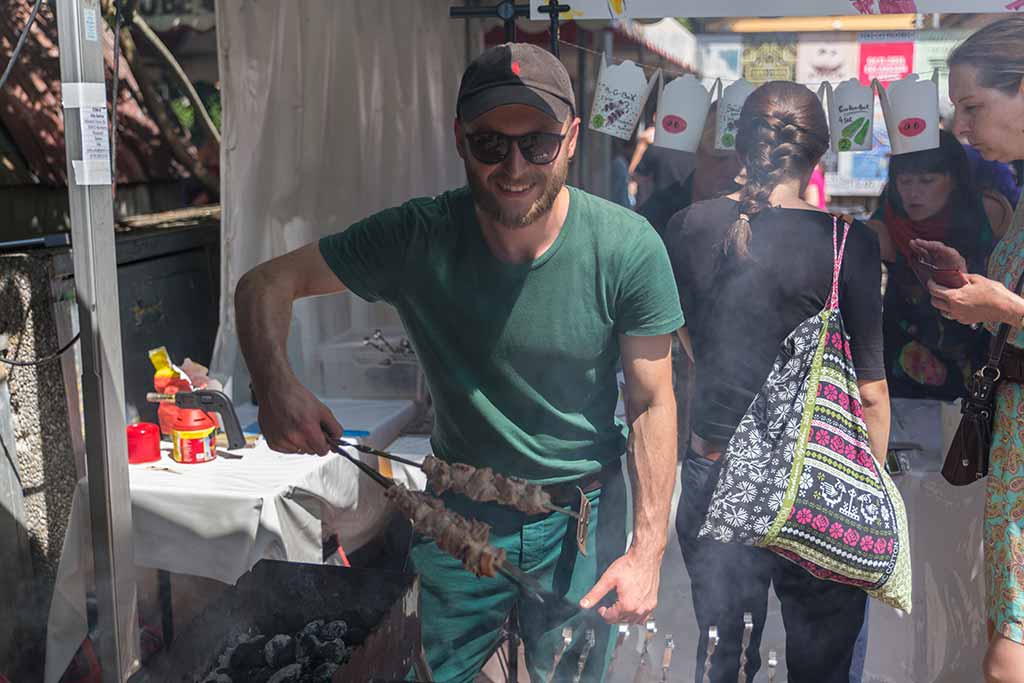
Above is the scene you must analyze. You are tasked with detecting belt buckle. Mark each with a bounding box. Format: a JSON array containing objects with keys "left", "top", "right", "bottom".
[{"left": 576, "top": 486, "right": 591, "bottom": 556}]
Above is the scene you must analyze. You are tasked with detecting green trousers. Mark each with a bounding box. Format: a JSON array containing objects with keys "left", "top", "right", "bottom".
[{"left": 410, "top": 466, "right": 628, "bottom": 683}]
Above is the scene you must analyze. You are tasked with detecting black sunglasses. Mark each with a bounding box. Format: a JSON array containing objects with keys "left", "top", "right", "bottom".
[{"left": 465, "top": 131, "right": 566, "bottom": 166}]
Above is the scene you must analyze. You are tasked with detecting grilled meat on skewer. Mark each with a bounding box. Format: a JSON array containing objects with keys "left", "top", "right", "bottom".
[
  {"left": 422, "top": 455, "right": 552, "bottom": 515},
  {"left": 384, "top": 485, "right": 506, "bottom": 577}
]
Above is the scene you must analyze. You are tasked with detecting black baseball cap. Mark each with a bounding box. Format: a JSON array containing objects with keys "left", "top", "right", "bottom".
[{"left": 457, "top": 43, "right": 576, "bottom": 124}]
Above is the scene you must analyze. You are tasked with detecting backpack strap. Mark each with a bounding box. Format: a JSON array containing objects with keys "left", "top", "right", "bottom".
[{"left": 829, "top": 215, "right": 852, "bottom": 311}]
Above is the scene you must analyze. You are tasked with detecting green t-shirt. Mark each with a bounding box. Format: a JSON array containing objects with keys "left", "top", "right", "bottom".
[{"left": 319, "top": 186, "right": 683, "bottom": 483}]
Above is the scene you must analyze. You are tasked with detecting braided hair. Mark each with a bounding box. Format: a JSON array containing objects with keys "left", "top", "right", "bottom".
[{"left": 725, "top": 81, "right": 830, "bottom": 259}]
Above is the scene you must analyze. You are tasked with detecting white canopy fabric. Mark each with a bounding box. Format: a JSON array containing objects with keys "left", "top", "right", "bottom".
[{"left": 211, "top": 0, "right": 479, "bottom": 395}]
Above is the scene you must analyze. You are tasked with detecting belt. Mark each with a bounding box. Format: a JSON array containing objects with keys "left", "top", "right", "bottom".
[
  {"left": 1000, "top": 344, "right": 1024, "bottom": 384},
  {"left": 544, "top": 464, "right": 615, "bottom": 506},
  {"left": 691, "top": 433, "right": 725, "bottom": 462}
]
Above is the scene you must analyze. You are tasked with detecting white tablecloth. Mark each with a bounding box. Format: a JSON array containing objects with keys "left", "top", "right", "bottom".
[{"left": 46, "top": 398, "right": 427, "bottom": 683}]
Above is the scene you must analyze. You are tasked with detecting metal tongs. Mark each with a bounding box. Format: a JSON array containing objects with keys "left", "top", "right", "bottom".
[{"left": 328, "top": 441, "right": 585, "bottom": 625}]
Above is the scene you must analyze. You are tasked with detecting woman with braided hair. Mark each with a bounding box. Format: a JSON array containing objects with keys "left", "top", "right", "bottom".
[{"left": 662, "top": 81, "right": 890, "bottom": 682}]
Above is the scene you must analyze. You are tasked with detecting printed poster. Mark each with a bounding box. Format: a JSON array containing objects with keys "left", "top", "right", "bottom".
[
  {"left": 796, "top": 33, "right": 860, "bottom": 86},
  {"left": 742, "top": 35, "right": 798, "bottom": 85},
  {"left": 859, "top": 31, "right": 915, "bottom": 86}
]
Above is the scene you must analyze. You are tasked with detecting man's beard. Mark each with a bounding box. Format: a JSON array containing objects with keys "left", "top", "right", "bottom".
[{"left": 465, "top": 155, "right": 569, "bottom": 228}]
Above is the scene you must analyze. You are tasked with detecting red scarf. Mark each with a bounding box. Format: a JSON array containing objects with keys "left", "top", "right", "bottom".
[{"left": 883, "top": 201, "right": 953, "bottom": 261}]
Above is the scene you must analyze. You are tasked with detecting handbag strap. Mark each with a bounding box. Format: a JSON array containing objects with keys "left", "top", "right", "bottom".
[
  {"left": 829, "top": 216, "right": 851, "bottom": 311},
  {"left": 984, "top": 200, "right": 1024, "bottom": 371},
  {"left": 985, "top": 267, "right": 1024, "bottom": 370}
]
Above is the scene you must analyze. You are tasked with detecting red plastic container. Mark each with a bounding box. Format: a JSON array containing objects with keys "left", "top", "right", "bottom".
[
  {"left": 171, "top": 409, "right": 217, "bottom": 464},
  {"left": 126, "top": 423, "right": 161, "bottom": 464}
]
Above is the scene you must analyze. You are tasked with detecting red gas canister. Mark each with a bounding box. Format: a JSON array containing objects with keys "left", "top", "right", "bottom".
[
  {"left": 156, "top": 380, "right": 192, "bottom": 437},
  {"left": 170, "top": 408, "right": 217, "bottom": 464}
]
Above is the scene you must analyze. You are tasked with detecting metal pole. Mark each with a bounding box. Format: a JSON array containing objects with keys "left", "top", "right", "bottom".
[
  {"left": 601, "top": 28, "right": 614, "bottom": 200},
  {"left": 54, "top": 0, "right": 139, "bottom": 681},
  {"left": 574, "top": 27, "right": 587, "bottom": 189}
]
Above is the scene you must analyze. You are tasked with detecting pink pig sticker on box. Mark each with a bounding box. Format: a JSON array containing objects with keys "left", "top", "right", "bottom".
[
  {"left": 875, "top": 71, "right": 940, "bottom": 156},
  {"left": 654, "top": 74, "right": 715, "bottom": 153}
]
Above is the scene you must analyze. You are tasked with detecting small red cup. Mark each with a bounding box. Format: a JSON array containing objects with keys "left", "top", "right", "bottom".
[{"left": 127, "top": 423, "right": 161, "bottom": 464}]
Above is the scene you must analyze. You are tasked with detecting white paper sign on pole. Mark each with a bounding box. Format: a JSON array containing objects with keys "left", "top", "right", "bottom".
[
  {"left": 715, "top": 78, "right": 756, "bottom": 151},
  {"left": 653, "top": 75, "right": 716, "bottom": 153},
  {"left": 588, "top": 58, "right": 659, "bottom": 141},
  {"left": 875, "top": 71, "right": 940, "bottom": 156},
  {"left": 827, "top": 78, "right": 876, "bottom": 153}
]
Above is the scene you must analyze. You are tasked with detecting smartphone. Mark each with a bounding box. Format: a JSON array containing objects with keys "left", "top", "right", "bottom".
[{"left": 917, "top": 258, "right": 968, "bottom": 288}]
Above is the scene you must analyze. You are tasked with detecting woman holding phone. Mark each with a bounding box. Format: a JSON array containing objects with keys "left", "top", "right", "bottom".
[
  {"left": 916, "top": 16, "right": 1024, "bottom": 682},
  {"left": 868, "top": 130, "right": 1010, "bottom": 404}
]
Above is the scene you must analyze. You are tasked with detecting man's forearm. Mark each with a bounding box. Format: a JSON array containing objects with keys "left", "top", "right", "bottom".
[
  {"left": 235, "top": 268, "right": 298, "bottom": 393},
  {"left": 625, "top": 397, "right": 677, "bottom": 561}
]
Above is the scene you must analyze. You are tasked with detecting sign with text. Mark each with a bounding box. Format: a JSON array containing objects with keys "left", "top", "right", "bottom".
[
  {"left": 742, "top": 35, "right": 798, "bottom": 84},
  {"left": 858, "top": 32, "right": 915, "bottom": 85},
  {"left": 588, "top": 59, "right": 658, "bottom": 140}
]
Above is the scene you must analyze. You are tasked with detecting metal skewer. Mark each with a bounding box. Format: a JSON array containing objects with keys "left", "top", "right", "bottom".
[
  {"left": 607, "top": 624, "right": 630, "bottom": 676},
  {"left": 703, "top": 625, "right": 719, "bottom": 683},
  {"left": 546, "top": 627, "right": 573, "bottom": 683},
  {"left": 738, "top": 612, "right": 753, "bottom": 683},
  {"left": 572, "top": 629, "right": 596, "bottom": 683},
  {"left": 632, "top": 621, "right": 657, "bottom": 683},
  {"left": 661, "top": 634, "right": 675, "bottom": 683},
  {"left": 328, "top": 443, "right": 584, "bottom": 621},
  {"left": 334, "top": 439, "right": 581, "bottom": 520}
]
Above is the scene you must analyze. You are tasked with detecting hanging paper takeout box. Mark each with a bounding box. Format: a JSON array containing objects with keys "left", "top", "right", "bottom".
[
  {"left": 588, "top": 58, "right": 658, "bottom": 141},
  {"left": 715, "top": 78, "right": 756, "bottom": 151},
  {"left": 875, "top": 72, "right": 940, "bottom": 156},
  {"left": 654, "top": 75, "right": 717, "bottom": 153},
  {"left": 822, "top": 78, "right": 875, "bottom": 153}
]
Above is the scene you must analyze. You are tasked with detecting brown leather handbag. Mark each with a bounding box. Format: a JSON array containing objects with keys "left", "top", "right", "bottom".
[{"left": 941, "top": 270, "right": 1024, "bottom": 486}]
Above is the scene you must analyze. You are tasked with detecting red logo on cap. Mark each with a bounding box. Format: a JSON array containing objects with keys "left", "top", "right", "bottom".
[{"left": 511, "top": 61, "right": 521, "bottom": 76}]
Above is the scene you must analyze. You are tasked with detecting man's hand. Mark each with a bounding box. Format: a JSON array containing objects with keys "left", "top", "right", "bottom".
[
  {"left": 928, "top": 274, "right": 1020, "bottom": 326},
  {"left": 234, "top": 243, "right": 348, "bottom": 456},
  {"left": 257, "top": 376, "right": 344, "bottom": 455},
  {"left": 579, "top": 549, "right": 661, "bottom": 624},
  {"left": 910, "top": 239, "right": 967, "bottom": 272}
]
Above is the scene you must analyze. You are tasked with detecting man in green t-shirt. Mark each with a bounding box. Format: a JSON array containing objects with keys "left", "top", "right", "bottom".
[{"left": 235, "top": 43, "right": 683, "bottom": 682}]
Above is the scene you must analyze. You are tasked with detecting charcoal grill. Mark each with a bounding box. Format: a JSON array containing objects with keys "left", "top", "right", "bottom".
[{"left": 130, "top": 559, "right": 423, "bottom": 682}]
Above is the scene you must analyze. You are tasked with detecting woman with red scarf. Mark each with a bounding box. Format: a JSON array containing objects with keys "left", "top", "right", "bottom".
[{"left": 868, "top": 129, "right": 1012, "bottom": 405}]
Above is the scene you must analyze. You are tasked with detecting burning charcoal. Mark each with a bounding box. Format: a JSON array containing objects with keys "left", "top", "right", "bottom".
[
  {"left": 300, "top": 619, "right": 325, "bottom": 639},
  {"left": 215, "top": 646, "right": 235, "bottom": 672},
  {"left": 312, "top": 662, "right": 339, "bottom": 683},
  {"left": 264, "top": 634, "right": 296, "bottom": 669},
  {"left": 315, "top": 638, "right": 349, "bottom": 665},
  {"left": 266, "top": 663, "right": 303, "bottom": 683},
  {"left": 230, "top": 635, "right": 269, "bottom": 671},
  {"left": 320, "top": 620, "right": 348, "bottom": 641},
  {"left": 248, "top": 668, "right": 273, "bottom": 683},
  {"left": 296, "top": 632, "right": 322, "bottom": 662}
]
